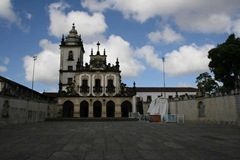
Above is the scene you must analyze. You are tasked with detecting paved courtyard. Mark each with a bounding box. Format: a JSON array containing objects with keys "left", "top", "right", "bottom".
[{"left": 0, "top": 121, "right": 240, "bottom": 160}]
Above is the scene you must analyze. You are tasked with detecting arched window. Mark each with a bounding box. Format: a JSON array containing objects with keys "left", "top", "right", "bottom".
[
  {"left": 68, "top": 51, "right": 74, "bottom": 60},
  {"left": 198, "top": 101, "right": 205, "bottom": 117}
]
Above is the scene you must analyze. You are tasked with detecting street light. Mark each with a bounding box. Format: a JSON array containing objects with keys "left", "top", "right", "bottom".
[
  {"left": 162, "top": 57, "right": 166, "bottom": 98},
  {"left": 32, "top": 56, "right": 37, "bottom": 98}
]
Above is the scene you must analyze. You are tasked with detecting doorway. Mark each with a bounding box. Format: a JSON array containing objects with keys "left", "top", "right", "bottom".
[
  {"left": 107, "top": 101, "right": 115, "bottom": 117},
  {"left": 121, "top": 101, "right": 132, "bottom": 117},
  {"left": 62, "top": 101, "right": 74, "bottom": 117},
  {"left": 93, "top": 101, "right": 102, "bottom": 117},
  {"left": 80, "top": 101, "right": 89, "bottom": 117}
]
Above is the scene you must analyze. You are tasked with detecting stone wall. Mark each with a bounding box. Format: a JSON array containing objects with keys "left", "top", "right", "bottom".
[
  {"left": 0, "top": 97, "right": 57, "bottom": 126},
  {"left": 169, "top": 94, "right": 240, "bottom": 125}
]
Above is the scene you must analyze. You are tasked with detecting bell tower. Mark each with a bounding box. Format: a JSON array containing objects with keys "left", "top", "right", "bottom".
[{"left": 59, "top": 23, "right": 85, "bottom": 93}]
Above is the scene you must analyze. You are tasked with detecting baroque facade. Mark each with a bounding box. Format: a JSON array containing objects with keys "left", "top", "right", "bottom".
[{"left": 58, "top": 24, "right": 135, "bottom": 118}]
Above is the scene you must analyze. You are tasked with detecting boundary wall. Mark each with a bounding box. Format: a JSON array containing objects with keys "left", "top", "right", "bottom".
[
  {"left": 169, "top": 94, "right": 240, "bottom": 125},
  {"left": 0, "top": 97, "right": 57, "bottom": 126}
]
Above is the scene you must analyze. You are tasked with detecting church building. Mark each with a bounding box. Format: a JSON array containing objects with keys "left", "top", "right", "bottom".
[{"left": 58, "top": 24, "right": 135, "bottom": 118}]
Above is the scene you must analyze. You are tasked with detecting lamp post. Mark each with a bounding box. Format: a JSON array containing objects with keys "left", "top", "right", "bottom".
[
  {"left": 162, "top": 57, "right": 166, "bottom": 98},
  {"left": 32, "top": 56, "right": 37, "bottom": 98}
]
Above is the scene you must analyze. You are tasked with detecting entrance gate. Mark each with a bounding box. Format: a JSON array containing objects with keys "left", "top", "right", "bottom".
[
  {"left": 80, "top": 101, "right": 89, "bottom": 117},
  {"left": 106, "top": 101, "right": 115, "bottom": 117},
  {"left": 121, "top": 101, "right": 132, "bottom": 117},
  {"left": 93, "top": 101, "right": 102, "bottom": 117},
  {"left": 63, "top": 101, "right": 74, "bottom": 117}
]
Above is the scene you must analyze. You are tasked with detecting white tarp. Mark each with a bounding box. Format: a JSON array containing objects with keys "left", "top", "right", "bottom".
[{"left": 147, "top": 98, "right": 168, "bottom": 118}]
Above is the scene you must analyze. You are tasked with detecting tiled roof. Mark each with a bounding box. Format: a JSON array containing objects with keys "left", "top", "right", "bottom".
[
  {"left": 42, "top": 92, "right": 59, "bottom": 97},
  {"left": 129, "top": 87, "right": 197, "bottom": 92}
]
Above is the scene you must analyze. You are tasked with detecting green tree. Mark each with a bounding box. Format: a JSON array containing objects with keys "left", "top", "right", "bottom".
[
  {"left": 196, "top": 72, "right": 219, "bottom": 94},
  {"left": 208, "top": 34, "right": 240, "bottom": 93}
]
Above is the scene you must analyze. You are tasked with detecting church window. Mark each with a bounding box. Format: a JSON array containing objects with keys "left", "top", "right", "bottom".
[
  {"left": 68, "top": 51, "right": 74, "bottom": 61},
  {"left": 106, "top": 79, "right": 115, "bottom": 93},
  {"left": 146, "top": 96, "right": 152, "bottom": 103},
  {"left": 94, "top": 79, "right": 102, "bottom": 92},
  {"left": 68, "top": 66, "right": 73, "bottom": 71},
  {"left": 80, "top": 79, "right": 89, "bottom": 92},
  {"left": 67, "top": 78, "right": 73, "bottom": 84}
]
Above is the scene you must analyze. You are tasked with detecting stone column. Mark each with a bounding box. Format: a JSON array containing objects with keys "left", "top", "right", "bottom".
[
  {"left": 89, "top": 103, "right": 93, "bottom": 117},
  {"left": 115, "top": 105, "right": 121, "bottom": 117},
  {"left": 74, "top": 104, "right": 80, "bottom": 117}
]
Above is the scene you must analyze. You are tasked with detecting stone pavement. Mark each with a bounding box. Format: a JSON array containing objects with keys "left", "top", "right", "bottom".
[{"left": 0, "top": 121, "right": 240, "bottom": 160}]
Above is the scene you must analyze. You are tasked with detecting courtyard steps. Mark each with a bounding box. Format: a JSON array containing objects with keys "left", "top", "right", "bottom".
[{"left": 45, "top": 117, "right": 139, "bottom": 122}]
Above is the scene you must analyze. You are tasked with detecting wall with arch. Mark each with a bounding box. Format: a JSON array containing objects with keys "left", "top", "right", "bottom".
[
  {"left": 168, "top": 94, "right": 240, "bottom": 125},
  {"left": 57, "top": 97, "right": 133, "bottom": 118}
]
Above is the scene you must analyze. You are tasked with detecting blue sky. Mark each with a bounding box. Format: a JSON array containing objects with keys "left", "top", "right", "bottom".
[{"left": 1, "top": 0, "right": 240, "bottom": 93}]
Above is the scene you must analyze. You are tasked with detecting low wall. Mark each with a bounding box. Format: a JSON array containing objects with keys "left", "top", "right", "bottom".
[
  {"left": 0, "top": 97, "right": 57, "bottom": 126},
  {"left": 169, "top": 95, "right": 240, "bottom": 125}
]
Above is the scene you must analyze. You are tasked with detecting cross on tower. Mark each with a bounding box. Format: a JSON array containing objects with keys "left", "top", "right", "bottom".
[{"left": 97, "top": 41, "right": 100, "bottom": 52}]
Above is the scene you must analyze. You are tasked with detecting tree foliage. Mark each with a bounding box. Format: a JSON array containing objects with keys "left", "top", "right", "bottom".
[
  {"left": 196, "top": 72, "right": 219, "bottom": 94},
  {"left": 208, "top": 34, "right": 240, "bottom": 92}
]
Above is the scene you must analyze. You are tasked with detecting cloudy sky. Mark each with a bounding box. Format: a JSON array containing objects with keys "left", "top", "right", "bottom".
[{"left": 0, "top": 0, "right": 240, "bottom": 92}]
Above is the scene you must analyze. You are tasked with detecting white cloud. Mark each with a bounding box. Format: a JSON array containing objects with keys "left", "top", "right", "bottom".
[
  {"left": 133, "top": 43, "right": 215, "bottom": 77},
  {"left": 0, "top": 0, "right": 18, "bottom": 23},
  {"left": 0, "top": 57, "right": 9, "bottom": 73},
  {"left": 175, "top": 13, "right": 232, "bottom": 33},
  {"left": 0, "top": 57, "right": 9, "bottom": 65},
  {"left": 0, "top": 0, "right": 30, "bottom": 32},
  {"left": 232, "top": 19, "right": 240, "bottom": 37},
  {"left": 82, "top": 0, "right": 240, "bottom": 34},
  {"left": 81, "top": 0, "right": 114, "bottom": 12},
  {"left": 0, "top": 66, "right": 7, "bottom": 73},
  {"left": 83, "top": 35, "right": 145, "bottom": 77},
  {"left": 147, "top": 27, "right": 184, "bottom": 44},
  {"left": 177, "top": 82, "right": 194, "bottom": 87},
  {"left": 3, "top": 57, "right": 9, "bottom": 65},
  {"left": 23, "top": 39, "right": 60, "bottom": 84},
  {"left": 135, "top": 45, "right": 162, "bottom": 70},
  {"left": 164, "top": 44, "right": 215, "bottom": 76},
  {"left": 48, "top": 1, "right": 107, "bottom": 41},
  {"left": 116, "top": 42, "right": 215, "bottom": 77},
  {"left": 25, "top": 12, "right": 32, "bottom": 20}
]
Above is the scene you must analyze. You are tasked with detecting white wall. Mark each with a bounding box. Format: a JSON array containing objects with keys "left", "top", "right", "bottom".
[{"left": 136, "top": 91, "right": 195, "bottom": 102}]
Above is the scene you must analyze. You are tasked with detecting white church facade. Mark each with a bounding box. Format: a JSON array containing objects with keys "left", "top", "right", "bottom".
[
  {"left": 57, "top": 24, "right": 197, "bottom": 118},
  {"left": 58, "top": 24, "right": 135, "bottom": 118}
]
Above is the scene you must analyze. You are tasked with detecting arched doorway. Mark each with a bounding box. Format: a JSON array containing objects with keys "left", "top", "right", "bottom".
[
  {"left": 107, "top": 101, "right": 115, "bottom": 117},
  {"left": 63, "top": 100, "right": 74, "bottom": 117},
  {"left": 93, "top": 101, "right": 102, "bottom": 117},
  {"left": 121, "top": 101, "right": 132, "bottom": 117},
  {"left": 80, "top": 101, "right": 89, "bottom": 117}
]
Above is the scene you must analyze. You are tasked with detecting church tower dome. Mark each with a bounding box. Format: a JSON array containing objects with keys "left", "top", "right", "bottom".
[{"left": 64, "top": 23, "right": 82, "bottom": 45}]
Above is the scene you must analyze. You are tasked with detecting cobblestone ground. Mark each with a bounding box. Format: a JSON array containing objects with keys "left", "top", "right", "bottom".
[{"left": 0, "top": 121, "right": 240, "bottom": 160}]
